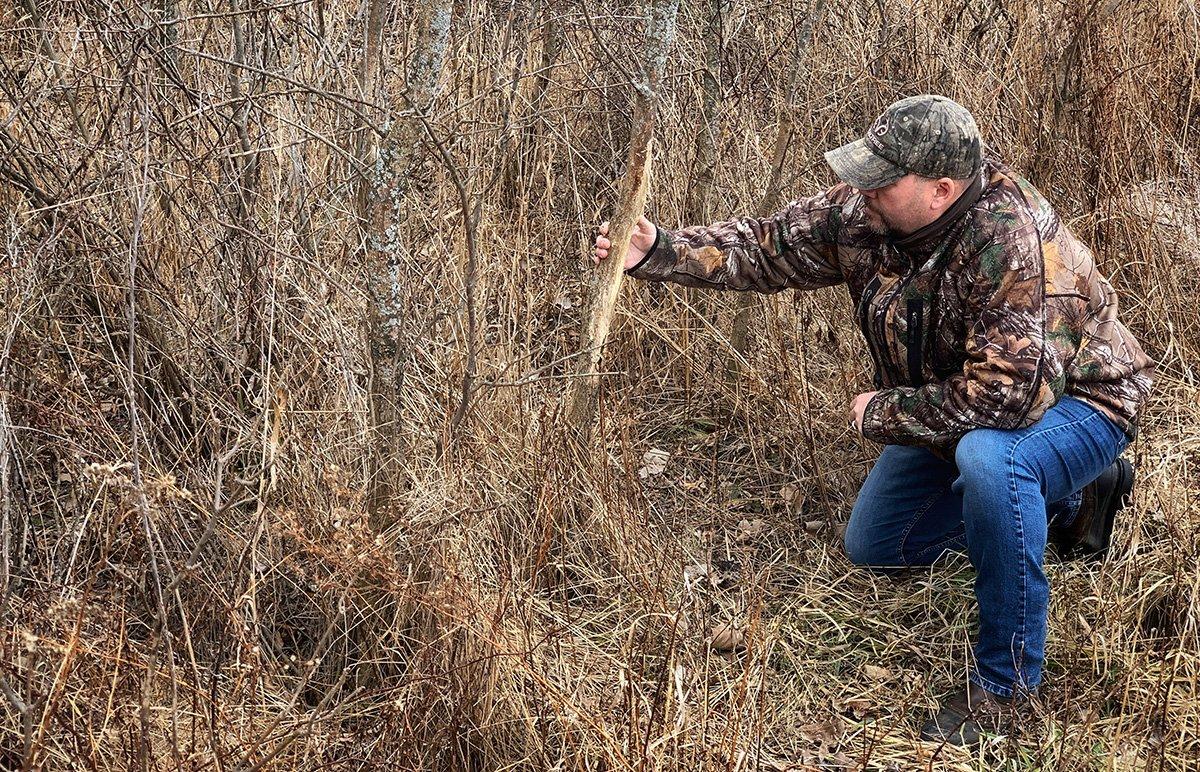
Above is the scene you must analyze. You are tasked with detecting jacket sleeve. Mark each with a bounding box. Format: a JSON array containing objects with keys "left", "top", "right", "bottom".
[
  {"left": 625, "top": 186, "right": 849, "bottom": 292},
  {"left": 859, "top": 221, "right": 1065, "bottom": 450}
]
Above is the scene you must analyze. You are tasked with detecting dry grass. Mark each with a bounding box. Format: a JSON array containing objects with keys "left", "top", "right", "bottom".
[{"left": 1, "top": 0, "right": 1198, "bottom": 769}]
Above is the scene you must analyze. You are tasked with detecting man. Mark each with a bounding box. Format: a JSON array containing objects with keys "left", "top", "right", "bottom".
[{"left": 592, "top": 95, "right": 1154, "bottom": 744}]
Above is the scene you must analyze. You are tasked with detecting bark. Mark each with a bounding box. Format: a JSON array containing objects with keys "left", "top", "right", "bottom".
[
  {"left": 354, "top": 0, "right": 388, "bottom": 214},
  {"left": 525, "top": 3, "right": 560, "bottom": 156},
  {"left": 563, "top": 0, "right": 680, "bottom": 429},
  {"left": 364, "top": 0, "right": 453, "bottom": 517},
  {"left": 683, "top": 0, "right": 727, "bottom": 222},
  {"left": 681, "top": 0, "right": 728, "bottom": 380},
  {"left": 222, "top": 0, "right": 266, "bottom": 406},
  {"left": 726, "top": 107, "right": 793, "bottom": 376},
  {"left": 497, "top": 2, "right": 537, "bottom": 209}
]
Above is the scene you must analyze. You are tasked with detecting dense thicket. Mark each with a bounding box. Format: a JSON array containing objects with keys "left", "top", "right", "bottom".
[{"left": 1, "top": 0, "right": 1197, "bottom": 768}]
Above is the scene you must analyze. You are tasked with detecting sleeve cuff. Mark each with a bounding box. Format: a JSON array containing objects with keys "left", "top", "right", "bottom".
[
  {"left": 624, "top": 224, "right": 667, "bottom": 278},
  {"left": 859, "top": 390, "right": 893, "bottom": 444}
]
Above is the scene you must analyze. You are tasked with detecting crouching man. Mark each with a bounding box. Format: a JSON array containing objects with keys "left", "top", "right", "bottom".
[{"left": 593, "top": 95, "right": 1154, "bottom": 744}]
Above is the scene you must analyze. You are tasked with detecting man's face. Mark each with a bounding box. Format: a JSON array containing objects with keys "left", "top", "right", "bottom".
[{"left": 855, "top": 174, "right": 939, "bottom": 236}]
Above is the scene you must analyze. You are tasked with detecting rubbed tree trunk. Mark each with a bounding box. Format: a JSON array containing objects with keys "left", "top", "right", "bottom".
[
  {"left": 563, "top": 0, "right": 680, "bottom": 430},
  {"left": 364, "top": 0, "right": 453, "bottom": 519}
]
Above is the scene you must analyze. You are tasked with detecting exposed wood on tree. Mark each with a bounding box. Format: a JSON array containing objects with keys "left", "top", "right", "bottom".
[{"left": 564, "top": 0, "right": 681, "bottom": 430}]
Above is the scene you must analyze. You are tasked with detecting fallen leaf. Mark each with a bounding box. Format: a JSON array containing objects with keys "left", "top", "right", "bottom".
[
  {"left": 552, "top": 294, "right": 574, "bottom": 311},
  {"left": 638, "top": 449, "right": 670, "bottom": 479},
  {"left": 735, "top": 518, "right": 768, "bottom": 542},
  {"left": 862, "top": 664, "right": 892, "bottom": 681},
  {"left": 780, "top": 483, "right": 807, "bottom": 515},
  {"left": 803, "top": 519, "right": 825, "bottom": 533},
  {"left": 709, "top": 623, "right": 744, "bottom": 652},
  {"left": 798, "top": 717, "right": 844, "bottom": 749},
  {"left": 832, "top": 696, "right": 872, "bottom": 719}
]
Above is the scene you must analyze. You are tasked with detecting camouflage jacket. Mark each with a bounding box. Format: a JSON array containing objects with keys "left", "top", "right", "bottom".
[{"left": 627, "top": 158, "right": 1154, "bottom": 453}]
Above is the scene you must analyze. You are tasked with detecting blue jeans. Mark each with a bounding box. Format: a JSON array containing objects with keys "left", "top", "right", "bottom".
[{"left": 843, "top": 396, "right": 1130, "bottom": 697}]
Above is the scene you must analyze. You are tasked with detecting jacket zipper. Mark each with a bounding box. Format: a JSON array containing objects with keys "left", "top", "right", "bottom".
[
  {"left": 906, "top": 298, "right": 925, "bottom": 387},
  {"left": 867, "top": 260, "right": 924, "bottom": 386},
  {"left": 857, "top": 275, "right": 885, "bottom": 388},
  {"left": 881, "top": 222, "right": 967, "bottom": 387}
]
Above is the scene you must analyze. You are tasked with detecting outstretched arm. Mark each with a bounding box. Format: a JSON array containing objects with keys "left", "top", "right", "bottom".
[{"left": 593, "top": 186, "right": 851, "bottom": 293}]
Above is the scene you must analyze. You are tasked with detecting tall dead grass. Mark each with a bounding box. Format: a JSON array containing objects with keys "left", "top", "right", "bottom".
[{"left": 1, "top": 0, "right": 1197, "bottom": 768}]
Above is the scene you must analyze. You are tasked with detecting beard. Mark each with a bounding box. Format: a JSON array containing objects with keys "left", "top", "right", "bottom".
[{"left": 863, "top": 204, "right": 893, "bottom": 235}]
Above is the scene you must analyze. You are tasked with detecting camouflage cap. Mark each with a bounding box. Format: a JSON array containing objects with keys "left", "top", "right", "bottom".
[{"left": 824, "top": 95, "right": 982, "bottom": 190}]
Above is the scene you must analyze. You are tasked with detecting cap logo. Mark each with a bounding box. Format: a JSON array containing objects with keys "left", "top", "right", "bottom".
[{"left": 872, "top": 115, "right": 890, "bottom": 136}]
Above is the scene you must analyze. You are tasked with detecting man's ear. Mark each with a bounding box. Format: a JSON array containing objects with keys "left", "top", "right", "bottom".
[{"left": 933, "top": 177, "right": 957, "bottom": 210}]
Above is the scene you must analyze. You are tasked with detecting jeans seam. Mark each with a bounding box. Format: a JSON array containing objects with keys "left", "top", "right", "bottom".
[
  {"left": 1006, "top": 431, "right": 1028, "bottom": 693},
  {"left": 909, "top": 524, "right": 965, "bottom": 564},
  {"left": 898, "top": 485, "right": 951, "bottom": 566},
  {"left": 983, "top": 405, "right": 1113, "bottom": 692}
]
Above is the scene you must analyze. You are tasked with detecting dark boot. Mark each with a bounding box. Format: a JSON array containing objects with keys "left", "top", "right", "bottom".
[
  {"left": 920, "top": 681, "right": 1031, "bottom": 745},
  {"left": 1050, "top": 457, "right": 1134, "bottom": 561}
]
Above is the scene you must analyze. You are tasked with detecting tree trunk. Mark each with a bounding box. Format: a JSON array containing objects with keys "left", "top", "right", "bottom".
[
  {"left": 680, "top": 0, "right": 727, "bottom": 380},
  {"left": 364, "top": 0, "right": 453, "bottom": 519},
  {"left": 563, "top": 0, "right": 680, "bottom": 430},
  {"left": 684, "top": 0, "right": 726, "bottom": 223},
  {"left": 726, "top": 108, "right": 793, "bottom": 380},
  {"left": 520, "top": 1, "right": 560, "bottom": 193},
  {"left": 354, "top": 0, "right": 388, "bottom": 214},
  {"left": 726, "top": 1, "right": 823, "bottom": 381}
]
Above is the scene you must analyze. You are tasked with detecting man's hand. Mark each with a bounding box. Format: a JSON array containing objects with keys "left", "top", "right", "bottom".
[
  {"left": 593, "top": 216, "right": 657, "bottom": 270},
  {"left": 848, "top": 391, "right": 879, "bottom": 435}
]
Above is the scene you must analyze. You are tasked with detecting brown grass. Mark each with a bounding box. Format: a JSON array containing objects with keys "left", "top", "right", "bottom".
[{"left": 1, "top": 0, "right": 1197, "bottom": 769}]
